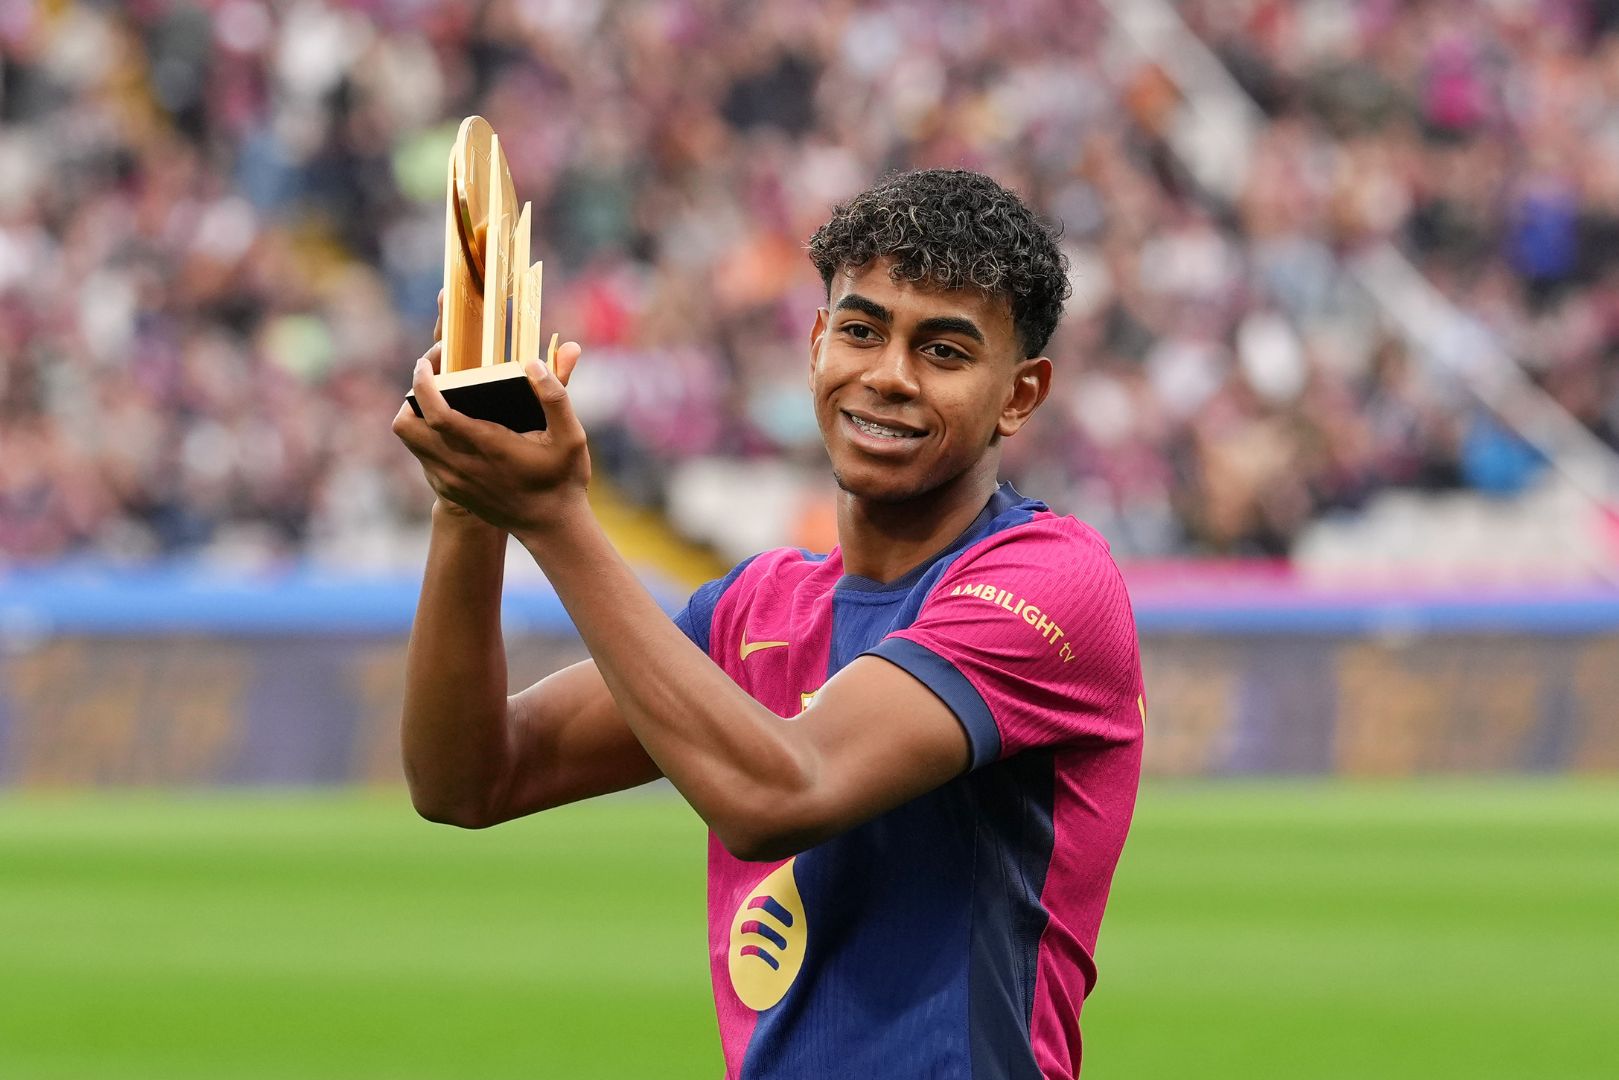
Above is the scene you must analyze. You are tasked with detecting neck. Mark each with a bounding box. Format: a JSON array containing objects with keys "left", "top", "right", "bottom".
[{"left": 836, "top": 456, "right": 1001, "bottom": 583}]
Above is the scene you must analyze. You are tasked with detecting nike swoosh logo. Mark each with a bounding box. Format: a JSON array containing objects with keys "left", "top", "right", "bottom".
[{"left": 741, "top": 630, "right": 789, "bottom": 660}]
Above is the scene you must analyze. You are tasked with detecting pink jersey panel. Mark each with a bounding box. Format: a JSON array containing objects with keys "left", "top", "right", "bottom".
[
  {"left": 707, "top": 548, "right": 840, "bottom": 717},
  {"left": 887, "top": 514, "right": 1143, "bottom": 758},
  {"left": 701, "top": 548, "right": 841, "bottom": 1076},
  {"left": 706, "top": 836, "right": 787, "bottom": 1075},
  {"left": 1029, "top": 744, "right": 1142, "bottom": 1076}
]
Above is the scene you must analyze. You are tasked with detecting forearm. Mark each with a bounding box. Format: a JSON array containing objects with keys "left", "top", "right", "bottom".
[
  {"left": 401, "top": 503, "right": 514, "bottom": 824},
  {"left": 515, "top": 505, "right": 814, "bottom": 853}
]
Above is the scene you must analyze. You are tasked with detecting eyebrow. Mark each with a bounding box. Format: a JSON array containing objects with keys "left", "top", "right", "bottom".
[
  {"left": 833, "top": 294, "right": 891, "bottom": 323},
  {"left": 914, "top": 315, "right": 985, "bottom": 345},
  {"left": 833, "top": 294, "right": 987, "bottom": 345}
]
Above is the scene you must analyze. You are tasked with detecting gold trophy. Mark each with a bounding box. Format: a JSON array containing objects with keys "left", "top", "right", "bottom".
[{"left": 407, "top": 116, "right": 557, "bottom": 431}]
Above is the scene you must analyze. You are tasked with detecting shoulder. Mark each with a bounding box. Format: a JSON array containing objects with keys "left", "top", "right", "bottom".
[
  {"left": 677, "top": 547, "right": 835, "bottom": 655},
  {"left": 969, "top": 510, "right": 1115, "bottom": 559},
  {"left": 735, "top": 546, "right": 835, "bottom": 586},
  {"left": 716, "top": 547, "right": 837, "bottom": 612},
  {"left": 943, "top": 512, "right": 1128, "bottom": 607},
  {"left": 690, "top": 547, "right": 831, "bottom": 604},
  {"left": 875, "top": 511, "right": 1142, "bottom": 762},
  {"left": 913, "top": 510, "right": 1139, "bottom": 685}
]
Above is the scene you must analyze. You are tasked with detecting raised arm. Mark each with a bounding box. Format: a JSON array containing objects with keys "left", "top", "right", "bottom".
[
  {"left": 392, "top": 352, "right": 974, "bottom": 858},
  {"left": 394, "top": 344, "right": 660, "bottom": 829}
]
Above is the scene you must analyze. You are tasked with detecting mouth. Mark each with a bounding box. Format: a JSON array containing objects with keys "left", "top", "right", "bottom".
[{"left": 843, "top": 411, "right": 927, "bottom": 441}]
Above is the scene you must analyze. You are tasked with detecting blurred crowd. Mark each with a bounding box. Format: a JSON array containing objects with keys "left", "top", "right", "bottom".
[{"left": 3, "top": 0, "right": 1618, "bottom": 566}]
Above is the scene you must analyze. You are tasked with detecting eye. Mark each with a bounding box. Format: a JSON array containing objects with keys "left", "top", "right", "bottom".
[
  {"left": 839, "top": 322, "right": 879, "bottom": 343},
  {"left": 923, "top": 342, "right": 968, "bottom": 363}
]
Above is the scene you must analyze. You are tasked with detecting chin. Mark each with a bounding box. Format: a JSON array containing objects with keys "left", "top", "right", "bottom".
[{"left": 830, "top": 463, "right": 945, "bottom": 505}]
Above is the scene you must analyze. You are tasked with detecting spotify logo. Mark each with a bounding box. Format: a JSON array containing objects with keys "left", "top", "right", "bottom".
[{"left": 728, "top": 858, "right": 807, "bottom": 1011}]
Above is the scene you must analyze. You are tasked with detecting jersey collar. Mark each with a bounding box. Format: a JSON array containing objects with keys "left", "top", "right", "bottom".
[{"left": 833, "top": 482, "right": 1045, "bottom": 594}]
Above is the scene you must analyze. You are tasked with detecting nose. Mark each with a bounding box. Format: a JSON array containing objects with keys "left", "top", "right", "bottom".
[{"left": 860, "top": 341, "right": 920, "bottom": 401}]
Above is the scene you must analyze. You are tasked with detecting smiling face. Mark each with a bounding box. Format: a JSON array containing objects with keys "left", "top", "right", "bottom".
[{"left": 809, "top": 258, "right": 1051, "bottom": 506}]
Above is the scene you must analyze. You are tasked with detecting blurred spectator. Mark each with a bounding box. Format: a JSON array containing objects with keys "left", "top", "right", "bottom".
[{"left": 1, "top": 0, "right": 1615, "bottom": 566}]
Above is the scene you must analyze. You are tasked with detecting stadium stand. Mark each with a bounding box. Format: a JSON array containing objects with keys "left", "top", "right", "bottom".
[{"left": 1, "top": 0, "right": 1618, "bottom": 579}]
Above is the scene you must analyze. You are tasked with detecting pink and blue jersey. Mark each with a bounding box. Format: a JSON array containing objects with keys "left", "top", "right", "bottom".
[{"left": 674, "top": 485, "right": 1143, "bottom": 1079}]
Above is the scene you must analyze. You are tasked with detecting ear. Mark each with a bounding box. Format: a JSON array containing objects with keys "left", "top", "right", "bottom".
[
  {"left": 808, "top": 306, "right": 829, "bottom": 383},
  {"left": 998, "top": 356, "right": 1052, "bottom": 438}
]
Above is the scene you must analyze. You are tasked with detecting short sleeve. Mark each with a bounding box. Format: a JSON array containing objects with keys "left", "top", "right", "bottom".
[
  {"left": 673, "top": 555, "right": 758, "bottom": 655},
  {"left": 864, "top": 521, "right": 1142, "bottom": 769}
]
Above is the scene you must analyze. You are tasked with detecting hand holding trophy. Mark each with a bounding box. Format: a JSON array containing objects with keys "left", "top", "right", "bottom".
[{"left": 407, "top": 116, "right": 557, "bottom": 431}]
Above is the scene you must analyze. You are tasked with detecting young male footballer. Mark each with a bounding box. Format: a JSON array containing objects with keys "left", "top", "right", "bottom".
[{"left": 393, "top": 169, "right": 1144, "bottom": 1079}]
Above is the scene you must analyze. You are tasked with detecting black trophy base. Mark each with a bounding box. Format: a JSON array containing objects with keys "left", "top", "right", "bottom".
[{"left": 406, "top": 361, "right": 547, "bottom": 433}]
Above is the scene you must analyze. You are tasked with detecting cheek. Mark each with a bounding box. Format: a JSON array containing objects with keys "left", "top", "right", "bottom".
[
  {"left": 812, "top": 353, "right": 860, "bottom": 402},
  {"left": 811, "top": 366, "right": 851, "bottom": 431},
  {"left": 937, "top": 385, "right": 1004, "bottom": 441},
  {"left": 810, "top": 367, "right": 837, "bottom": 415}
]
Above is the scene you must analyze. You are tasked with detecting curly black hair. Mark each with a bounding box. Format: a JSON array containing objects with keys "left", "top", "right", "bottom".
[{"left": 806, "top": 169, "right": 1071, "bottom": 358}]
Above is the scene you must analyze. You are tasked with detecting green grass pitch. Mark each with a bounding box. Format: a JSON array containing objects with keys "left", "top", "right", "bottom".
[{"left": 1, "top": 781, "right": 1614, "bottom": 1078}]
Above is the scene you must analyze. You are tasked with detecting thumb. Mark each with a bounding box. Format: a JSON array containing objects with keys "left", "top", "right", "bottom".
[{"left": 554, "top": 340, "right": 583, "bottom": 386}]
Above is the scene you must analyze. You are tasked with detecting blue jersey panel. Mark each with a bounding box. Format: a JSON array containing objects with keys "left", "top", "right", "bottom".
[
  {"left": 966, "top": 751, "right": 1056, "bottom": 1080},
  {"left": 740, "top": 785, "right": 978, "bottom": 1078}
]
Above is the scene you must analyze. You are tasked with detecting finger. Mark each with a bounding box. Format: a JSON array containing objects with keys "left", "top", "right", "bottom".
[
  {"left": 525, "top": 356, "right": 582, "bottom": 435},
  {"left": 393, "top": 389, "right": 447, "bottom": 456},
  {"left": 392, "top": 402, "right": 443, "bottom": 463},
  {"left": 396, "top": 402, "right": 491, "bottom": 487},
  {"left": 426, "top": 341, "right": 444, "bottom": 375},
  {"left": 554, "top": 340, "right": 582, "bottom": 387},
  {"left": 411, "top": 353, "right": 464, "bottom": 432},
  {"left": 412, "top": 352, "right": 516, "bottom": 455},
  {"left": 434, "top": 289, "right": 444, "bottom": 342}
]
